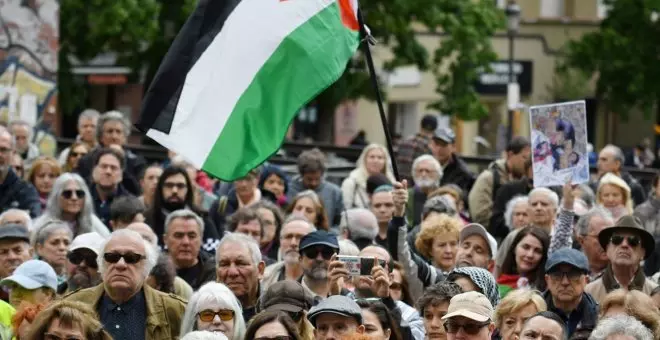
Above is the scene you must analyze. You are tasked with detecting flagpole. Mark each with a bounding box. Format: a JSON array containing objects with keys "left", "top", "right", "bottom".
[{"left": 357, "top": 10, "right": 400, "bottom": 181}]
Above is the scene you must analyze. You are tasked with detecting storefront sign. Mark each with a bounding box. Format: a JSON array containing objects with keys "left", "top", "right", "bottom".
[{"left": 474, "top": 60, "right": 533, "bottom": 95}]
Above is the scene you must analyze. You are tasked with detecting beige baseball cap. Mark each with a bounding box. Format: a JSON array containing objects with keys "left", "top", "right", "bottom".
[{"left": 442, "top": 291, "right": 493, "bottom": 322}]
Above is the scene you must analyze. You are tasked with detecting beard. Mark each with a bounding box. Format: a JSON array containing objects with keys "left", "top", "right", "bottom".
[
  {"left": 414, "top": 177, "right": 437, "bottom": 189},
  {"left": 162, "top": 197, "right": 186, "bottom": 211},
  {"left": 303, "top": 261, "right": 328, "bottom": 281},
  {"left": 69, "top": 270, "right": 102, "bottom": 291},
  {"left": 283, "top": 251, "right": 300, "bottom": 264}
]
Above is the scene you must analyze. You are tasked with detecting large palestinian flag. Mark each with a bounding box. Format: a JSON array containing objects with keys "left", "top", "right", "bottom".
[{"left": 136, "top": 0, "right": 360, "bottom": 180}]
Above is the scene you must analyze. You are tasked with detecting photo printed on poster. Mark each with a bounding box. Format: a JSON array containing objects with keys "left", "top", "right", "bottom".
[{"left": 530, "top": 100, "right": 589, "bottom": 187}]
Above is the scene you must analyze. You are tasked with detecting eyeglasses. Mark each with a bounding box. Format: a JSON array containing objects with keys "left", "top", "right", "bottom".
[
  {"left": 61, "top": 189, "right": 85, "bottom": 199},
  {"left": 44, "top": 334, "right": 82, "bottom": 340},
  {"left": 610, "top": 235, "right": 640, "bottom": 247},
  {"left": 103, "top": 252, "right": 145, "bottom": 264},
  {"left": 548, "top": 271, "right": 583, "bottom": 282},
  {"left": 67, "top": 251, "right": 98, "bottom": 269},
  {"left": 198, "top": 309, "right": 234, "bottom": 322},
  {"left": 255, "top": 337, "right": 292, "bottom": 340},
  {"left": 443, "top": 321, "right": 490, "bottom": 335},
  {"left": 163, "top": 182, "right": 187, "bottom": 190},
  {"left": 390, "top": 282, "right": 402, "bottom": 291},
  {"left": 302, "top": 247, "right": 335, "bottom": 260}
]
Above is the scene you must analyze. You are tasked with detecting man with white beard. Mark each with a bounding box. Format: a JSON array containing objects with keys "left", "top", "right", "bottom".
[
  {"left": 261, "top": 215, "right": 316, "bottom": 291},
  {"left": 406, "top": 155, "right": 443, "bottom": 226}
]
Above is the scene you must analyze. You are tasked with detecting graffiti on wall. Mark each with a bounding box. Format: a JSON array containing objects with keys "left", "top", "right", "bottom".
[{"left": 0, "top": 0, "right": 58, "bottom": 126}]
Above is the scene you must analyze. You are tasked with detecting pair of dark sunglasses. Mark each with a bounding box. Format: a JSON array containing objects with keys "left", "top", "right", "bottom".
[
  {"left": 302, "top": 247, "right": 335, "bottom": 260},
  {"left": 548, "top": 271, "right": 583, "bottom": 282},
  {"left": 610, "top": 235, "right": 640, "bottom": 247},
  {"left": 62, "top": 189, "right": 85, "bottom": 199},
  {"left": 103, "top": 252, "right": 145, "bottom": 264},
  {"left": 67, "top": 251, "right": 98, "bottom": 269},
  {"left": 444, "top": 321, "right": 490, "bottom": 335},
  {"left": 163, "top": 182, "right": 187, "bottom": 190}
]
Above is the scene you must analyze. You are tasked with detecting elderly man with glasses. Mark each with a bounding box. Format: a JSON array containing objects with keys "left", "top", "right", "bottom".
[
  {"left": 585, "top": 215, "right": 658, "bottom": 303},
  {"left": 64, "top": 229, "right": 186, "bottom": 339}
]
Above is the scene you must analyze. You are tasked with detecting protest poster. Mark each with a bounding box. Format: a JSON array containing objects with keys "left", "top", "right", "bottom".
[{"left": 529, "top": 100, "right": 589, "bottom": 187}]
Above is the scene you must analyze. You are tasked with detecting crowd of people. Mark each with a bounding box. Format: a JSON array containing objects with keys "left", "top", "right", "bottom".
[{"left": 0, "top": 109, "right": 657, "bottom": 340}]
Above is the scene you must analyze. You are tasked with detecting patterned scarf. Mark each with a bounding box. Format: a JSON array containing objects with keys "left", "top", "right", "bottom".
[{"left": 449, "top": 267, "right": 500, "bottom": 307}]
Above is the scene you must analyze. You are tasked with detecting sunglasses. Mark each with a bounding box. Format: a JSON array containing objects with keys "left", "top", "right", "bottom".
[
  {"left": 67, "top": 251, "right": 98, "bottom": 269},
  {"left": 610, "top": 235, "right": 640, "bottom": 247},
  {"left": 62, "top": 189, "right": 85, "bottom": 199},
  {"left": 548, "top": 271, "right": 583, "bottom": 282},
  {"left": 444, "top": 321, "right": 490, "bottom": 335},
  {"left": 255, "top": 337, "right": 292, "bottom": 340},
  {"left": 163, "top": 182, "right": 187, "bottom": 190},
  {"left": 103, "top": 252, "right": 145, "bottom": 264},
  {"left": 302, "top": 247, "right": 335, "bottom": 260},
  {"left": 198, "top": 309, "right": 234, "bottom": 322},
  {"left": 45, "top": 334, "right": 82, "bottom": 340}
]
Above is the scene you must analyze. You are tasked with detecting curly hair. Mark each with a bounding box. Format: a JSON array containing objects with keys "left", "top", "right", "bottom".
[
  {"left": 415, "top": 213, "right": 461, "bottom": 260},
  {"left": 26, "top": 300, "right": 112, "bottom": 340},
  {"left": 416, "top": 281, "right": 463, "bottom": 315},
  {"left": 600, "top": 289, "right": 660, "bottom": 338}
]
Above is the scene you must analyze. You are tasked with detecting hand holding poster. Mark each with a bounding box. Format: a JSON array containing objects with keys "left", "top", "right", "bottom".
[{"left": 529, "top": 100, "right": 589, "bottom": 187}]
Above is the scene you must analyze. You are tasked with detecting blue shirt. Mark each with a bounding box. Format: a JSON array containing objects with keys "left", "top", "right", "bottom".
[{"left": 98, "top": 290, "right": 147, "bottom": 340}]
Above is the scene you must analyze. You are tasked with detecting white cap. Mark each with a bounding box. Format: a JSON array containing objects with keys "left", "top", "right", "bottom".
[{"left": 69, "top": 232, "right": 105, "bottom": 255}]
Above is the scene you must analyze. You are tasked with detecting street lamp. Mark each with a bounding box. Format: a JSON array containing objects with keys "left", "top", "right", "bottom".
[{"left": 506, "top": 1, "right": 521, "bottom": 142}]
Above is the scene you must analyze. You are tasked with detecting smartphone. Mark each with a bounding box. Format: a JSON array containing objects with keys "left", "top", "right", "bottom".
[{"left": 336, "top": 255, "right": 390, "bottom": 276}]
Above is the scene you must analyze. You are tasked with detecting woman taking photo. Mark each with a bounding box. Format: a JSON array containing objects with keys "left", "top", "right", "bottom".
[
  {"left": 341, "top": 144, "right": 395, "bottom": 209},
  {"left": 497, "top": 226, "right": 550, "bottom": 296}
]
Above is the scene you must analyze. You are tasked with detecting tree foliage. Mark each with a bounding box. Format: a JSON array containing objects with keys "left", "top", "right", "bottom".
[
  {"left": 318, "top": 0, "right": 505, "bottom": 121},
  {"left": 562, "top": 0, "right": 660, "bottom": 118},
  {"left": 59, "top": 0, "right": 161, "bottom": 115}
]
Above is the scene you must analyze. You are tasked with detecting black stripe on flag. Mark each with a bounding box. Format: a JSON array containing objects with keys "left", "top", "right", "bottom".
[{"left": 136, "top": 0, "right": 242, "bottom": 134}]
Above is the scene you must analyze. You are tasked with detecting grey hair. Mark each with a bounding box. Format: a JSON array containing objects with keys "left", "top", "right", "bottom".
[
  {"left": 44, "top": 173, "right": 95, "bottom": 235},
  {"left": 97, "top": 229, "right": 158, "bottom": 278},
  {"left": 78, "top": 109, "right": 100, "bottom": 126},
  {"left": 170, "top": 154, "right": 193, "bottom": 168},
  {"left": 528, "top": 187, "right": 559, "bottom": 208},
  {"left": 338, "top": 239, "right": 360, "bottom": 256},
  {"left": 574, "top": 184, "right": 596, "bottom": 208},
  {"left": 179, "top": 282, "right": 245, "bottom": 339},
  {"left": 215, "top": 232, "right": 262, "bottom": 265},
  {"left": 282, "top": 214, "right": 315, "bottom": 230},
  {"left": 589, "top": 315, "right": 653, "bottom": 340},
  {"left": 96, "top": 110, "right": 131, "bottom": 142},
  {"left": 31, "top": 220, "right": 73, "bottom": 247},
  {"left": 164, "top": 209, "right": 205, "bottom": 235},
  {"left": 181, "top": 331, "right": 228, "bottom": 340},
  {"left": 603, "top": 144, "right": 625, "bottom": 165},
  {"left": 504, "top": 196, "right": 528, "bottom": 230},
  {"left": 412, "top": 155, "right": 442, "bottom": 177},
  {"left": 0, "top": 209, "right": 32, "bottom": 230},
  {"left": 575, "top": 207, "right": 614, "bottom": 236},
  {"left": 0, "top": 126, "right": 16, "bottom": 148},
  {"left": 339, "top": 208, "right": 378, "bottom": 241},
  {"left": 8, "top": 119, "right": 33, "bottom": 140}
]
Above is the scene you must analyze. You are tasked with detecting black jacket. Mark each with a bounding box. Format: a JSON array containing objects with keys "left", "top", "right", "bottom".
[
  {"left": 176, "top": 251, "right": 217, "bottom": 290},
  {"left": 489, "top": 178, "right": 533, "bottom": 242},
  {"left": 0, "top": 169, "right": 40, "bottom": 218},
  {"left": 77, "top": 147, "right": 146, "bottom": 196},
  {"left": 439, "top": 153, "right": 476, "bottom": 202},
  {"left": 208, "top": 190, "right": 241, "bottom": 236},
  {"left": 543, "top": 290, "right": 599, "bottom": 339},
  {"left": 90, "top": 183, "right": 133, "bottom": 227}
]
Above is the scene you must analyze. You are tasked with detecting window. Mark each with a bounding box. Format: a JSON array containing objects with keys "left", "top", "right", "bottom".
[
  {"left": 387, "top": 102, "right": 418, "bottom": 138},
  {"left": 540, "top": 0, "right": 564, "bottom": 18},
  {"left": 597, "top": 0, "right": 611, "bottom": 19}
]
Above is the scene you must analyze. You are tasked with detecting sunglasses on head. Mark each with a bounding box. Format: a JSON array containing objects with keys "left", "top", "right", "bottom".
[
  {"left": 61, "top": 189, "right": 85, "bottom": 199},
  {"left": 67, "top": 251, "right": 98, "bottom": 269},
  {"left": 103, "top": 252, "right": 145, "bottom": 264},
  {"left": 197, "top": 309, "right": 234, "bottom": 322},
  {"left": 302, "top": 247, "right": 335, "bottom": 260},
  {"left": 610, "top": 235, "right": 640, "bottom": 247},
  {"left": 444, "top": 321, "right": 490, "bottom": 335}
]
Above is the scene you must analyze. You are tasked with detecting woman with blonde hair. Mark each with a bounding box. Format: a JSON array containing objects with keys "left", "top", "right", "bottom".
[
  {"left": 597, "top": 172, "right": 633, "bottom": 220},
  {"left": 286, "top": 190, "right": 329, "bottom": 231},
  {"left": 600, "top": 289, "right": 660, "bottom": 339},
  {"left": 341, "top": 143, "right": 395, "bottom": 209},
  {"left": 28, "top": 156, "right": 61, "bottom": 211},
  {"left": 26, "top": 300, "right": 112, "bottom": 340},
  {"left": 493, "top": 289, "right": 547, "bottom": 340},
  {"left": 415, "top": 213, "right": 461, "bottom": 273},
  {"left": 180, "top": 282, "right": 246, "bottom": 340}
]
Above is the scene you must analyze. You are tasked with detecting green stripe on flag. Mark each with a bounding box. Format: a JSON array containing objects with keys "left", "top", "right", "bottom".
[{"left": 201, "top": 2, "right": 358, "bottom": 180}]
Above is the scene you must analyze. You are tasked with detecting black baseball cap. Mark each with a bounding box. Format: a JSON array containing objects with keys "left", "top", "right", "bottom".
[{"left": 299, "top": 230, "right": 339, "bottom": 252}]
